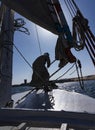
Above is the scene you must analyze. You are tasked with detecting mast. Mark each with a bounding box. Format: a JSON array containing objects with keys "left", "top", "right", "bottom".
[{"left": 0, "top": 3, "right": 14, "bottom": 107}]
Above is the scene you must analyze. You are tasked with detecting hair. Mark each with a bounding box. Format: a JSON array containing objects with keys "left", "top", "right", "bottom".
[{"left": 44, "top": 52, "right": 49, "bottom": 56}]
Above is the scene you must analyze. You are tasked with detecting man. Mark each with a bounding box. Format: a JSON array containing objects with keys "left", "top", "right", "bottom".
[{"left": 31, "top": 53, "right": 51, "bottom": 91}]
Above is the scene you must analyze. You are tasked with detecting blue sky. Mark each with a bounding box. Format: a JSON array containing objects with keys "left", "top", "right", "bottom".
[{"left": 12, "top": 0, "right": 95, "bottom": 84}]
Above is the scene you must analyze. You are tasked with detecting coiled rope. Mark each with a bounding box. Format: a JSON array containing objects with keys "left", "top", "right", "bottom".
[{"left": 64, "top": 0, "right": 95, "bottom": 66}]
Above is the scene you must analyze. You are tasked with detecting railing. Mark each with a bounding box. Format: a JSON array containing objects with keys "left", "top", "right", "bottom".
[{"left": 0, "top": 108, "right": 95, "bottom": 129}]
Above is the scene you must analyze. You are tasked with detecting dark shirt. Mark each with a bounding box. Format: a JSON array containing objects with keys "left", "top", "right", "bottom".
[{"left": 33, "top": 55, "right": 50, "bottom": 69}]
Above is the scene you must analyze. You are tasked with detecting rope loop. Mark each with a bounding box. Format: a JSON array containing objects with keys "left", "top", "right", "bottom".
[{"left": 75, "top": 59, "right": 84, "bottom": 90}]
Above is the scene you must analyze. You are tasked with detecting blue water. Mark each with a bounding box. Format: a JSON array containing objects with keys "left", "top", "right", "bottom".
[
  {"left": 12, "top": 86, "right": 32, "bottom": 94},
  {"left": 12, "top": 80, "right": 95, "bottom": 98},
  {"left": 60, "top": 80, "right": 95, "bottom": 98}
]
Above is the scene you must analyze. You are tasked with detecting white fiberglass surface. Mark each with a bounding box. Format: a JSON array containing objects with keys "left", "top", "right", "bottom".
[{"left": 12, "top": 87, "right": 95, "bottom": 114}]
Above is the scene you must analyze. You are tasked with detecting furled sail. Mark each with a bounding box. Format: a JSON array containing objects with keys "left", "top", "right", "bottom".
[
  {"left": 2, "top": 0, "right": 59, "bottom": 34},
  {"left": 2, "top": 0, "right": 72, "bottom": 39}
]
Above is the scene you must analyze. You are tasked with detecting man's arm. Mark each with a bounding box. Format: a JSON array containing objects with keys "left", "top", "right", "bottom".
[{"left": 46, "top": 56, "right": 51, "bottom": 68}]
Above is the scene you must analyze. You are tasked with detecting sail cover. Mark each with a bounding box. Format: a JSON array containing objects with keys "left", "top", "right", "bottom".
[{"left": 2, "top": 0, "right": 61, "bottom": 34}]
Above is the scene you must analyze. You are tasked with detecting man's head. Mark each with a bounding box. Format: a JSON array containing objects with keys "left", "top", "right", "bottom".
[{"left": 44, "top": 52, "right": 49, "bottom": 57}]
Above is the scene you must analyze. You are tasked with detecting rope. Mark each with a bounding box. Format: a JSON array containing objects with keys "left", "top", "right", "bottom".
[
  {"left": 1, "top": 29, "right": 47, "bottom": 83},
  {"left": 13, "top": 44, "right": 33, "bottom": 69},
  {"left": 16, "top": 26, "right": 30, "bottom": 35},
  {"left": 14, "top": 44, "right": 59, "bottom": 83},
  {"left": 50, "top": 59, "right": 56, "bottom": 65},
  {"left": 65, "top": 0, "right": 95, "bottom": 66},
  {"left": 71, "top": 0, "right": 79, "bottom": 11},
  {"left": 15, "top": 88, "right": 36, "bottom": 104},
  {"left": 14, "top": 18, "right": 30, "bottom": 35},
  {"left": 64, "top": 0, "right": 77, "bottom": 18},
  {"left": 67, "top": 0, "right": 76, "bottom": 16},
  {"left": 13, "top": 44, "right": 47, "bottom": 83},
  {"left": 2, "top": 40, "right": 46, "bottom": 83},
  {"left": 64, "top": 0, "right": 73, "bottom": 18},
  {"left": 49, "top": 67, "right": 63, "bottom": 78},
  {"left": 75, "top": 60, "right": 84, "bottom": 90},
  {"left": 56, "top": 63, "right": 75, "bottom": 80},
  {"left": 69, "top": 69, "right": 76, "bottom": 75},
  {"left": 73, "top": 14, "right": 95, "bottom": 66},
  {"left": 35, "top": 24, "right": 42, "bottom": 55}
]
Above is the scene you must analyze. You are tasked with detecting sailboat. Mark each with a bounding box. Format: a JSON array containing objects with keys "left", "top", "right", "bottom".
[{"left": 0, "top": 0, "right": 95, "bottom": 129}]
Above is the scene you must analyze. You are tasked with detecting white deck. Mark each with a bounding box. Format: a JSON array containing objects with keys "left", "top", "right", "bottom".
[
  {"left": 0, "top": 88, "right": 95, "bottom": 130},
  {"left": 12, "top": 89, "right": 95, "bottom": 113}
]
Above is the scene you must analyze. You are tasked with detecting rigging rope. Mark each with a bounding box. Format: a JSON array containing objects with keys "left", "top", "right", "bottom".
[
  {"left": 14, "top": 18, "right": 30, "bottom": 35},
  {"left": 13, "top": 44, "right": 32, "bottom": 69},
  {"left": 64, "top": 0, "right": 73, "bottom": 18},
  {"left": 49, "top": 67, "right": 63, "bottom": 78},
  {"left": 1, "top": 29, "right": 81, "bottom": 83},
  {"left": 75, "top": 60, "right": 84, "bottom": 90},
  {"left": 2, "top": 42, "right": 45, "bottom": 84},
  {"left": 3, "top": 38, "right": 59, "bottom": 86},
  {"left": 69, "top": 69, "right": 76, "bottom": 75},
  {"left": 35, "top": 24, "right": 42, "bottom": 55},
  {"left": 2, "top": 27, "right": 47, "bottom": 84},
  {"left": 50, "top": 59, "right": 56, "bottom": 66},
  {"left": 15, "top": 88, "right": 36, "bottom": 104},
  {"left": 67, "top": 0, "right": 76, "bottom": 16},
  {"left": 56, "top": 63, "right": 75, "bottom": 80},
  {"left": 64, "top": 0, "right": 95, "bottom": 66},
  {"left": 64, "top": 0, "right": 75, "bottom": 18},
  {"left": 13, "top": 44, "right": 47, "bottom": 83}
]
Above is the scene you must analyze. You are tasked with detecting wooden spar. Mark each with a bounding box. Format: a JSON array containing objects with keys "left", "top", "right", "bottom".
[{"left": 0, "top": 4, "right": 14, "bottom": 107}]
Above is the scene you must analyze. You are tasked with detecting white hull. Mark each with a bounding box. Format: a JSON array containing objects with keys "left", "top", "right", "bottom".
[
  {"left": 0, "top": 88, "right": 95, "bottom": 130},
  {"left": 12, "top": 88, "right": 95, "bottom": 113}
]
